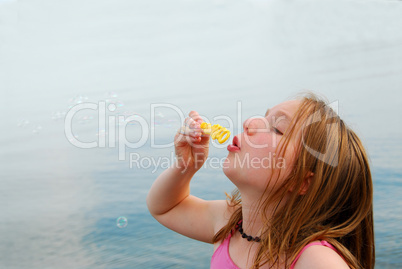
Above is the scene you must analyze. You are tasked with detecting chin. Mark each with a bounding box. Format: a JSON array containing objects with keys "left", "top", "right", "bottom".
[
  {"left": 222, "top": 157, "right": 248, "bottom": 188},
  {"left": 222, "top": 157, "right": 232, "bottom": 175},
  {"left": 222, "top": 157, "right": 238, "bottom": 182}
]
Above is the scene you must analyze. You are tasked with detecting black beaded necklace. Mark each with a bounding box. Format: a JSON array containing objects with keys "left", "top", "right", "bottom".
[{"left": 237, "top": 221, "right": 261, "bottom": 242}]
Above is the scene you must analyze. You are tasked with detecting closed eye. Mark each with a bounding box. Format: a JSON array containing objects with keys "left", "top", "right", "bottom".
[{"left": 273, "top": 127, "right": 283, "bottom": 135}]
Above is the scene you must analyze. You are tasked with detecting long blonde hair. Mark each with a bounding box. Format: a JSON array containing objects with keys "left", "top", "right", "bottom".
[{"left": 212, "top": 93, "right": 375, "bottom": 269}]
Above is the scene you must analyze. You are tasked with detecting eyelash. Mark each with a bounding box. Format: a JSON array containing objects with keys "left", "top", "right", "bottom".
[
  {"left": 264, "top": 113, "right": 284, "bottom": 135},
  {"left": 273, "top": 127, "right": 283, "bottom": 135}
]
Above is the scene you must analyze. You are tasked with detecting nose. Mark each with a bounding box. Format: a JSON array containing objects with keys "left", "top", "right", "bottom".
[{"left": 243, "top": 117, "right": 270, "bottom": 136}]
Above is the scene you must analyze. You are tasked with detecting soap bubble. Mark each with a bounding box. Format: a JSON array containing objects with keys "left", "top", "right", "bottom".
[
  {"left": 153, "top": 113, "right": 180, "bottom": 128},
  {"left": 104, "top": 91, "right": 124, "bottom": 109},
  {"left": 108, "top": 103, "right": 117, "bottom": 112},
  {"left": 68, "top": 95, "right": 89, "bottom": 107},
  {"left": 121, "top": 111, "right": 134, "bottom": 117},
  {"left": 164, "top": 119, "right": 180, "bottom": 127},
  {"left": 68, "top": 134, "right": 79, "bottom": 143},
  {"left": 96, "top": 129, "right": 107, "bottom": 137},
  {"left": 155, "top": 112, "right": 165, "bottom": 119},
  {"left": 117, "top": 111, "right": 140, "bottom": 126},
  {"left": 51, "top": 111, "right": 66, "bottom": 121},
  {"left": 77, "top": 115, "right": 94, "bottom": 125},
  {"left": 117, "top": 117, "right": 127, "bottom": 126},
  {"left": 106, "top": 100, "right": 124, "bottom": 109},
  {"left": 116, "top": 216, "right": 128, "bottom": 228},
  {"left": 68, "top": 134, "right": 79, "bottom": 145},
  {"left": 17, "top": 119, "right": 30, "bottom": 128},
  {"left": 106, "top": 91, "right": 118, "bottom": 99},
  {"left": 17, "top": 120, "right": 44, "bottom": 134},
  {"left": 115, "top": 101, "right": 124, "bottom": 108},
  {"left": 32, "top": 125, "right": 42, "bottom": 134}
]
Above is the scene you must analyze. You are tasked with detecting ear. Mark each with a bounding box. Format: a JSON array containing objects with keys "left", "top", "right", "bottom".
[
  {"left": 288, "top": 172, "right": 314, "bottom": 195},
  {"left": 299, "top": 172, "right": 314, "bottom": 195}
]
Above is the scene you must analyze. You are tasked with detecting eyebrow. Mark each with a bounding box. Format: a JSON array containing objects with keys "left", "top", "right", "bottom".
[{"left": 265, "top": 108, "right": 292, "bottom": 123}]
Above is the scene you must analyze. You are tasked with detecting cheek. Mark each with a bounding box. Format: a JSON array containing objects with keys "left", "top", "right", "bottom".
[
  {"left": 275, "top": 142, "right": 297, "bottom": 176},
  {"left": 223, "top": 152, "right": 267, "bottom": 178},
  {"left": 223, "top": 138, "right": 297, "bottom": 187}
]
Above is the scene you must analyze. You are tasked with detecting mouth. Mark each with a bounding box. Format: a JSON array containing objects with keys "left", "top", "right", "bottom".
[{"left": 227, "top": 136, "right": 241, "bottom": 152}]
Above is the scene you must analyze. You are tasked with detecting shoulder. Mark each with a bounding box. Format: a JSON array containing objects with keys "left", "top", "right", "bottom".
[{"left": 293, "top": 241, "right": 349, "bottom": 269}]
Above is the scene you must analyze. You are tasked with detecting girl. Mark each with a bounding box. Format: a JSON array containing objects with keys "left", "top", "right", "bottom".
[{"left": 146, "top": 93, "right": 374, "bottom": 269}]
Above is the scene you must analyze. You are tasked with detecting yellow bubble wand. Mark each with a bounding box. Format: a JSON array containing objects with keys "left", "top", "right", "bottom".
[{"left": 200, "top": 122, "right": 230, "bottom": 144}]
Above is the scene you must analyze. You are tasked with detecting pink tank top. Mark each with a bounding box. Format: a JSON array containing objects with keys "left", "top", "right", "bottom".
[
  {"left": 211, "top": 232, "right": 240, "bottom": 269},
  {"left": 210, "top": 233, "right": 340, "bottom": 269}
]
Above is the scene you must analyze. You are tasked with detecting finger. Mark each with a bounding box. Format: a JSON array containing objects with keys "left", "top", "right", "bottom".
[
  {"left": 189, "top": 110, "right": 199, "bottom": 117},
  {"left": 178, "top": 125, "right": 202, "bottom": 138},
  {"left": 174, "top": 130, "right": 193, "bottom": 147},
  {"left": 189, "top": 111, "right": 204, "bottom": 124},
  {"left": 184, "top": 117, "right": 201, "bottom": 132},
  {"left": 175, "top": 133, "right": 201, "bottom": 151}
]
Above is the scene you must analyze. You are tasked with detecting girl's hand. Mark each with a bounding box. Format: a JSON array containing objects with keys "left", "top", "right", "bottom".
[{"left": 174, "top": 111, "right": 209, "bottom": 172}]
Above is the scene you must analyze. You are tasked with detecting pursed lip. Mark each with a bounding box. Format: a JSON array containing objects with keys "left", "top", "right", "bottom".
[
  {"left": 227, "top": 135, "right": 241, "bottom": 152},
  {"left": 233, "top": 135, "right": 240, "bottom": 149}
]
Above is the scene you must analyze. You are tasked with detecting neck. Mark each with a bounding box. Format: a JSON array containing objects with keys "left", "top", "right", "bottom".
[
  {"left": 239, "top": 190, "right": 289, "bottom": 238},
  {"left": 240, "top": 197, "right": 264, "bottom": 237}
]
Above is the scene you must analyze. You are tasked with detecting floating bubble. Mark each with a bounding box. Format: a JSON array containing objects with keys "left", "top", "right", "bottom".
[
  {"left": 116, "top": 216, "right": 128, "bottom": 228},
  {"left": 77, "top": 115, "right": 94, "bottom": 125},
  {"left": 69, "top": 95, "right": 89, "bottom": 106},
  {"left": 105, "top": 100, "right": 124, "bottom": 109},
  {"left": 116, "top": 112, "right": 140, "bottom": 126},
  {"left": 121, "top": 111, "right": 135, "bottom": 116},
  {"left": 115, "top": 101, "right": 124, "bottom": 107},
  {"left": 96, "top": 129, "right": 107, "bottom": 137},
  {"left": 68, "top": 134, "right": 79, "bottom": 143},
  {"left": 117, "top": 118, "right": 132, "bottom": 126},
  {"left": 106, "top": 91, "right": 118, "bottom": 99},
  {"left": 127, "top": 116, "right": 140, "bottom": 126},
  {"left": 117, "top": 117, "right": 126, "bottom": 126},
  {"left": 17, "top": 119, "right": 30, "bottom": 127},
  {"left": 32, "top": 125, "right": 42, "bottom": 134},
  {"left": 108, "top": 103, "right": 117, "bottom": 112},
  {"left": 155, "top": 112, "right": 165, "bottom": 119},
  {"left": 51, "top": 111, "right": 66, "bottom": 121},
  {"left": 153, "top": 117, "right": 179, "bottom": 128}
]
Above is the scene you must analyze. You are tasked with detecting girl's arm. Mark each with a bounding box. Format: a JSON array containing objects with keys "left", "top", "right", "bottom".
[
  {"left": 146, "top": 111, "right": 229, "bottom": 243},
  {"left": 146, "top": 165, "right": 228, "bottom": 243}
]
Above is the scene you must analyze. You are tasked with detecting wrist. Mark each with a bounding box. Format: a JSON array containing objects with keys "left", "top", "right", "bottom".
[{"left": 172, "top": 159, "right": 198, "bottom": 175}]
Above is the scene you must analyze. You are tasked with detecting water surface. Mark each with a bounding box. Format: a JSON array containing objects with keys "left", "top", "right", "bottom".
[{"left": 0, "top": 0, "right": 401, "bottom": 268}]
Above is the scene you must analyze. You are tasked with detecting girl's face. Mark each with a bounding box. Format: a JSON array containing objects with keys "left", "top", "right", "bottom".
[{"left": 223, "top": 100, "right": 302, "bottom": 194}]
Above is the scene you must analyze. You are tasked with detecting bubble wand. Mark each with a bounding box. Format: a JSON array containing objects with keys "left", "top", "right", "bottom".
[{"left": 200, "top": 122, "right": 230, "bottom": 144}]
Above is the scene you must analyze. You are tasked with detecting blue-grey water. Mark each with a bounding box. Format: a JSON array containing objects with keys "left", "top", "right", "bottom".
[{"left": 1, "top": 0, "right": 401, "bottom": 268}]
